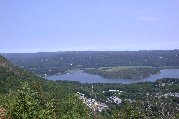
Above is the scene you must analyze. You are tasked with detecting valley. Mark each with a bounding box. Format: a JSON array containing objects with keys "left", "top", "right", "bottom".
[
  {"left": 2, "top": 50, "right": 179, "bottom": 79},
  {"left": 0, "top": 51, "right": 179, "bottom": 118},
  {"left": 1, "top": 1, "right": 179, "bottom": 118}
]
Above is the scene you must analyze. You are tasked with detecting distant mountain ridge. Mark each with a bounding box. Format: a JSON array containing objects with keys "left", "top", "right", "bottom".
[{"left": 2, "top": 50, "right": 179, "bottom": 76}]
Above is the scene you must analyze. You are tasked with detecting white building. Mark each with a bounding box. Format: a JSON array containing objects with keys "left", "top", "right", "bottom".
[{"left": 107, "top": 96, "right": 122, "bottom": 105}]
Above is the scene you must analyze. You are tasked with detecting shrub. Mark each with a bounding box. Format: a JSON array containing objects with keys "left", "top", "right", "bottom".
[{"left": 4, "top": 82, "right": 58, "bottom": 119}]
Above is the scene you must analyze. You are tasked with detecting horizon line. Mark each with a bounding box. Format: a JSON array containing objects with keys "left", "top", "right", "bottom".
[{"left": 1, "top": 49, "right": 179, "bottom": 53}]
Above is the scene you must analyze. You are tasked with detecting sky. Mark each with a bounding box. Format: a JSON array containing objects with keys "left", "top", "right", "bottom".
[{"left": 0, "top": 0, "right": 179, "bottom": 53}]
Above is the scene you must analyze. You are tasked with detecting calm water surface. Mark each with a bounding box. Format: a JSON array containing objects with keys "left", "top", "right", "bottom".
[{"left": 46, "top": 69, "right": 179, "bottom": 84}]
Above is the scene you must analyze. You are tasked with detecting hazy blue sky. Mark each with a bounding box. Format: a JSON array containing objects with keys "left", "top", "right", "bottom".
[{"left": 0, "top": 0, "right": 179, "bottom": 53}]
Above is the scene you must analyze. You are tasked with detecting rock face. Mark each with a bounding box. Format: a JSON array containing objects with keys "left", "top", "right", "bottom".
[
  {"left": 0, "top": 55, "right": 9, "bottom": 68},
  {"left": 0, "top": 55, "right": 20, "bottom": 75},
  {"left": 0, "top": 106, "right": 6, "bottom": 119}
]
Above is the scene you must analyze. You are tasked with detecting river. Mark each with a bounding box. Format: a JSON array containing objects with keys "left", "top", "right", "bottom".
[{"left": 46, "top": 69, "right": 179, "bottom": 84}]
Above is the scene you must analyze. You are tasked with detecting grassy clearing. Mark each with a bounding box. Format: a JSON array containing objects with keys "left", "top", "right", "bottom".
[{"left": 98, "top": 66, "right": 153, "bottom": 72}]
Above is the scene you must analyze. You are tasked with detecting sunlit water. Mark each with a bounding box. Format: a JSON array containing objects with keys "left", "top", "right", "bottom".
[{"left": 46, "top": 69, "right": 179, "bottom": 84}]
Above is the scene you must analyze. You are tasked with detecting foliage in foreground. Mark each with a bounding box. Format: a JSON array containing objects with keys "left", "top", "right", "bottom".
[{"left": 2, "top": 82, "right": 91, "bottom": 119}]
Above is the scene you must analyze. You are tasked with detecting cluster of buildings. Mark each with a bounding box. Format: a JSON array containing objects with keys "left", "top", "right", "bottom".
[
  {"left": 106, "top": 96, "right": 122, "bottom": 105},
  {"left": 77, "top": 90, "right": 125, "bottom": 112},
  {"left": 163, "top": 93, "right": 179, "bottom": 98},
  {"left": 155, "top": 92, "right": 179, "bottom": 99},
  {"left": 76, "top": 92, "right": 108, "bottom": 112}
]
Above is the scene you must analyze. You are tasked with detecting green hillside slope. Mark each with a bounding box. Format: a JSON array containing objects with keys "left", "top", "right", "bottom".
[
  {"left": 0, "top": 55, "right": 91, "bottom": 119},
  {"left": 0, "top": 55, "right": 47, "bottom": 93},
  {"left": 0, "top": 55, "right": 179, "bottom": 119}
]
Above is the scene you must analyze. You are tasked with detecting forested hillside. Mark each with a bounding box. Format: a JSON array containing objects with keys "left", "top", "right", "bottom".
[
  {"left": 0, "top": 55, "right": 91, "bottom": 118},
  {"left": 2, "top": 50, "right": 179, "bottom": 76},
  {"left": 0, "top": 55, "right": 179, "bottom": 118}
]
